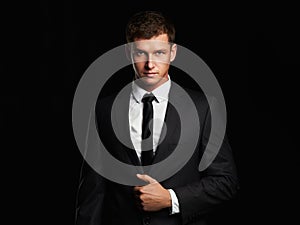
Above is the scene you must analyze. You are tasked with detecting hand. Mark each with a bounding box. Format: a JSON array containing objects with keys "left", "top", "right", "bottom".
[{"left": 134, "top": 174, "right": 171, "bottom": 212}]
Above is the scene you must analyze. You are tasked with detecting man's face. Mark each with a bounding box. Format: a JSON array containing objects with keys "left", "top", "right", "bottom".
[{"left": 130, "top": 34, "right": 177, "bottom": 91}]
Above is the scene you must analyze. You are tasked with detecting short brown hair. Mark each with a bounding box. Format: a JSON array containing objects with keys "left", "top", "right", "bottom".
[{"left": 125, "top": 11, "right": 175, "bottom": 43}]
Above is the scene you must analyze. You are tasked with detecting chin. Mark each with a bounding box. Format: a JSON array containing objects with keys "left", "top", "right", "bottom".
[
  {"left": 138, "top": 76, "right": 155, "bottom": 83},
  {"left": 137, "top": 80, "right": 158, "bottom": 90},
  {"left": 142, "top": 81, "right": 156, "bottom": 87}
]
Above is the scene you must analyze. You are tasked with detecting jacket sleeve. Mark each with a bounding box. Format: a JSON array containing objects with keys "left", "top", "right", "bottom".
[
  {"left": 173, "top": 97, "right": 240, "bottom": 224},
  {"left": 74, "top": 159, "right": 107, "bottom": 225}
]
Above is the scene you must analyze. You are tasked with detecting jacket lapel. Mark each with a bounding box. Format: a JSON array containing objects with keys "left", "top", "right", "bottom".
[
  {"left": 110, "top": 86, "right": 141, "bottom": 166},
  {"left": 152, "top": 87, "right": 181, "bottom": 164}
]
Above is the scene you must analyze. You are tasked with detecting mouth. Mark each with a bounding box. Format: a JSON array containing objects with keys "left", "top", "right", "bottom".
[{"left": 143, "top": 72, "right": 158, "bottom": 77}]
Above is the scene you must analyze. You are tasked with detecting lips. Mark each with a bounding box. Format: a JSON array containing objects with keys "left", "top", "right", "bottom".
[{"left": 143, "top": 72, "right": 158, "bottom": 77}]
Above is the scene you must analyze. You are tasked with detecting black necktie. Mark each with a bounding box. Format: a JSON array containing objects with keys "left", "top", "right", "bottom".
[{"left": 141, "top": 93, "right": 156, "bottom": 166}]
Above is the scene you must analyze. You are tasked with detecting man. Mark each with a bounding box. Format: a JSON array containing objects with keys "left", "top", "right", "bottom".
[{"left": 75, "top": 11, "right": 239, "bottom": 225}]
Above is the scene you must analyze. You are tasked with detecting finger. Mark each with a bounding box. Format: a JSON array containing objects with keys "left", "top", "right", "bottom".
[
  {"left": 134, "top": 186, "right": 142, "bottom": 192},
  {"left": 136, "top": 174, "right": 157, "bottom": 184}
]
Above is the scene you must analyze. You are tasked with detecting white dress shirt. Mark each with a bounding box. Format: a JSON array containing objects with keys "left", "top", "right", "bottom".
[{"left": 129, "top": 76, "right": 180, "bottom": 214}]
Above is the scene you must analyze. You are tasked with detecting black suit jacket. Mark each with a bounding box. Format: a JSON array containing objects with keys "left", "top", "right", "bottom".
[{"left": 75, "top": 84, "right": 239, "bottom": 225}]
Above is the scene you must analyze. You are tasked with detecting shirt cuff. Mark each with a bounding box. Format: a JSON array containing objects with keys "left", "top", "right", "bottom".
[{"left": 168, "top": 189, "right": 180, "bottom": 214}]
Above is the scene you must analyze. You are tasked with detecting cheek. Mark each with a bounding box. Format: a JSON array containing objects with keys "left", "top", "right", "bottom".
[
  {"left": 158, "top": 64, "right": 169, "bottom": 73},
  {"left": 134, "top": 62, "right": 145, "bottom": 70}
]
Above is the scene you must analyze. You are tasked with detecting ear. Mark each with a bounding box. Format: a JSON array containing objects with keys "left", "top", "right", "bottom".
[{"left": 170, "top": 44, "right": 177, "bottom": 62}]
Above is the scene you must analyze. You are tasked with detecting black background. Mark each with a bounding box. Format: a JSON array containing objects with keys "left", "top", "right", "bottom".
[{"left": 2, "top": 1, "right": 299, "bottom": 224}]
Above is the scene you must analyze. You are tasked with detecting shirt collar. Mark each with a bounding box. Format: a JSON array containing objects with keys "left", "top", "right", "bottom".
[{"left": 131, "top": 75, "right": 171, "bottom": 103}]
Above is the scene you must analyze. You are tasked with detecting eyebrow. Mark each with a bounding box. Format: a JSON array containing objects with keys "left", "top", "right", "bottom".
[{"left": 134, "top": 47, "right": 169, "bottom": 53}]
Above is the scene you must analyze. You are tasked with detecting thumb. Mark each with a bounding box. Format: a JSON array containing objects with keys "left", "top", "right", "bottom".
[{"left": 136, "top": 174, "right": 157, "bottom": 184}]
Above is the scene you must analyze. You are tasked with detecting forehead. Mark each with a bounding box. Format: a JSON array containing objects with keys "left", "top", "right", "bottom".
[{"left": 132, "top": 34, "right": 170, "bottom": 51}]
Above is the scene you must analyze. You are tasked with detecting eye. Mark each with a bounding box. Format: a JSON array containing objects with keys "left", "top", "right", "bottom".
[
  {"left": 155, "top": 51, "right": 166, "bottom": 56},
  {"left": 135, "top": 51, "right": 145, "bottom": 56}
]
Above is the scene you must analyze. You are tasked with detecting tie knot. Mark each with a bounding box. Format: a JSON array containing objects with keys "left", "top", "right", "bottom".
[{"left": 142, "top": 93, "right": 156, "bottom": 103}]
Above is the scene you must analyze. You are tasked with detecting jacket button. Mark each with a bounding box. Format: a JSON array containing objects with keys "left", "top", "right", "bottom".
[{"left": 143, "top": 216, "right": 151, "bottom": 225}]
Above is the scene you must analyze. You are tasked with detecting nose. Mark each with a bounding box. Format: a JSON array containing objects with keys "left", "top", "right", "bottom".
[{"left": 145, "top": 55, "right": 155, "bottom": 69}]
